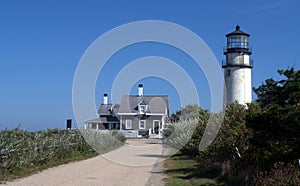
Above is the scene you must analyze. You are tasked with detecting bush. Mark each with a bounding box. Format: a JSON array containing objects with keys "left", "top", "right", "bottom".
[
  {"left": 162, "top": 119, "right": 198, "bottom": 152},
  {"left": 0, "top": 128, "right": 125, "bottom": 182},
  {"left": 164, "top": 68, "right": 300, "bottom": 185},
  {"left": 110, "top": 130, "right": 126, "bottom": 143},
  {"left": 256, "top": 161, "right": 300, "bottom": 186}
]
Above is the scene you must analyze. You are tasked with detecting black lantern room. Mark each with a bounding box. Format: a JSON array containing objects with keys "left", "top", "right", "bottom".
[
  {"left": 224, "top": 25, "right": 252, "bottom": 55},
  {"left": 222, "top": 25, "right": 253, "bottom": 69}
]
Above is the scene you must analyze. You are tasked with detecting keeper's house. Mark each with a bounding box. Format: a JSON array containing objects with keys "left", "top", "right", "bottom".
[{"left": 84, "top": 84, "right": 169, "bottom": 138}]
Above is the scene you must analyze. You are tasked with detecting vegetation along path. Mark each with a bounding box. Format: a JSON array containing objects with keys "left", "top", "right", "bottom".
[{"left": 4, "top": 139, "right": 166, "bottom": 186}]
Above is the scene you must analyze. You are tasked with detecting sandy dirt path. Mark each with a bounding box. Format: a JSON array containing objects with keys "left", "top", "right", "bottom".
[{"left": 4, "top": 139, "right": 166, "bottom": 186}]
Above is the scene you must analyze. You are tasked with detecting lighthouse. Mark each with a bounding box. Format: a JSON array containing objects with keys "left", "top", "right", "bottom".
[{"left": 223, "top": 25, "right": 253, "bottom": 105}]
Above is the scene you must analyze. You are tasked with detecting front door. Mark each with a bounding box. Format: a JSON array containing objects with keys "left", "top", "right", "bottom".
[{"left": 153, "top": 120, "right": 160, "bottom": 134}]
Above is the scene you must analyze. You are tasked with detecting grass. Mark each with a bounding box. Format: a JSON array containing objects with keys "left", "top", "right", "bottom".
[
  {"left": 164, "top": 153, "right": 231, "bottom": 186},
  {"left": 0, "top": 128, "right": 126, "bottom": 183}
]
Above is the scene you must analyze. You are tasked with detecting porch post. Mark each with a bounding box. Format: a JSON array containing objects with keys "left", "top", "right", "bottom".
[
  {"left": 120, "top": 116, "right": 122, "bottom": 131},
  {"left": 158, "top": 117, "right": 162, "bottom": 138},
  {"left": 162, "top": 116, "right": 165, "bottom": 130}
]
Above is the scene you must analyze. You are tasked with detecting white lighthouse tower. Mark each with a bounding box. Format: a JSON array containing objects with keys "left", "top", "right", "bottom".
[{"left": 223, "top": 25, "right": 253, "bottom": 105}]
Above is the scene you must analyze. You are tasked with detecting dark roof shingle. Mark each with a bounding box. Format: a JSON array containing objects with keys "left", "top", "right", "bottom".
[
  {"left": 118, "top": 95, "right": 169, "bottom": 114},
  {"left": 98, "top": 104, "right": 120, "bottom": 115},
  {"left": 84, "top": 115, "right": 119, "bottom": 123}
]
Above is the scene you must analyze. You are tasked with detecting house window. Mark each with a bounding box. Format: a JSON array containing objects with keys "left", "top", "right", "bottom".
[
  {"left": 139, "top": 120, "right": 146, "bottom": 129},
  {"left": 125, "top": 120, "right": 132, "bottom": 129},
  {"left": 139, "top": 105, "right": 147, "bottom": 114}
]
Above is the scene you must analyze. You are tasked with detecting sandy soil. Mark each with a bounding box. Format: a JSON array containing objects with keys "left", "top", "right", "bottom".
[{"left": 3, "top": 139, "right": 166, "bottom": 186}]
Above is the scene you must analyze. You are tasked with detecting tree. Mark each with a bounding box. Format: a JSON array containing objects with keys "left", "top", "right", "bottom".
[
  {"left": 169, "top": 104, "right": 203, "bottom": 123},
  {"left": 254, "top": 67, "right": 300, "bottom": 108},
  {"left": 165, "top": 68, "right": 300, "bottom": 184},
  {"left": 247, "top": 67, "right": 300, "bottom": 169},
  {"left": 197, "top": 103, "right": 250, "bottom": 175}
]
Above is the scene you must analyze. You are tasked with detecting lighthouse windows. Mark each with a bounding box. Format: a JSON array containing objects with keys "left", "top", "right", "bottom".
[{"left": 227, "top": 36, "right": 248, "bottom": 48}]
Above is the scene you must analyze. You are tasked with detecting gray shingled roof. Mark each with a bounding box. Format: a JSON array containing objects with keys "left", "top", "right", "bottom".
[
  {"left": 84, "top": 115, "right": 119, "bottom": 123},
  {"left": 118, "top": 95, "right": 169, "bottom": 114},
  {"left": 98, "top": 104, "right": 120, "bottom": 115}
]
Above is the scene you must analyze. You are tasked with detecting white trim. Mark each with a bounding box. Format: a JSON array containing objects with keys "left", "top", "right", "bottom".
[
  {"left": 118, "top": 113, "right": 165, "bottom": 116},
  {"left": 120, "top": 115, "right": 122, "bottom": 130},
  {"left": 125, "top": 119, "right": 132, "bottom": 129},
  {"left": 162, "top": 115, "right": 165, "bottom": 130},
  {"left": 146, "top": 113, "right": 165, "bottom": 116},
  {"left": 139, "top": 120, "right": 146, "bottom": 129},
  {"left": 118, "top": 113, "right": 137, "bottom": 115},
  {"left": 84, "top": 121, "right": 98, "bottom": 124},
  {"left": 84, "top": 120, "right": 120, "bottom": 124}
]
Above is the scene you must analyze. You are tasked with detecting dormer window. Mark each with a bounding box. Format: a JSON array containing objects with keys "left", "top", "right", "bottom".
[
  {"left": 139, "top": 105, "right": 147, "bottom": 114},
  {"left": 138, "top": 100, "right": 147, "bottom": 114}
]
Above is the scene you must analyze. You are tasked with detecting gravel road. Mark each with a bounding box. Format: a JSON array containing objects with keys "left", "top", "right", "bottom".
[{"left": 4, "top": 139, "right": 166, "bottom": 186}]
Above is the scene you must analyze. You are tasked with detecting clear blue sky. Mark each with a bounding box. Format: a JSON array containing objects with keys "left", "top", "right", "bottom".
[{"left": 1, "top": 0, "right": 299, "bottom": 131}]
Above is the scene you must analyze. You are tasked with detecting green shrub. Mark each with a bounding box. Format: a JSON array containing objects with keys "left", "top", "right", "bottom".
[{"left": 0, "top": 128, "right": 124, "bottom": 182}]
